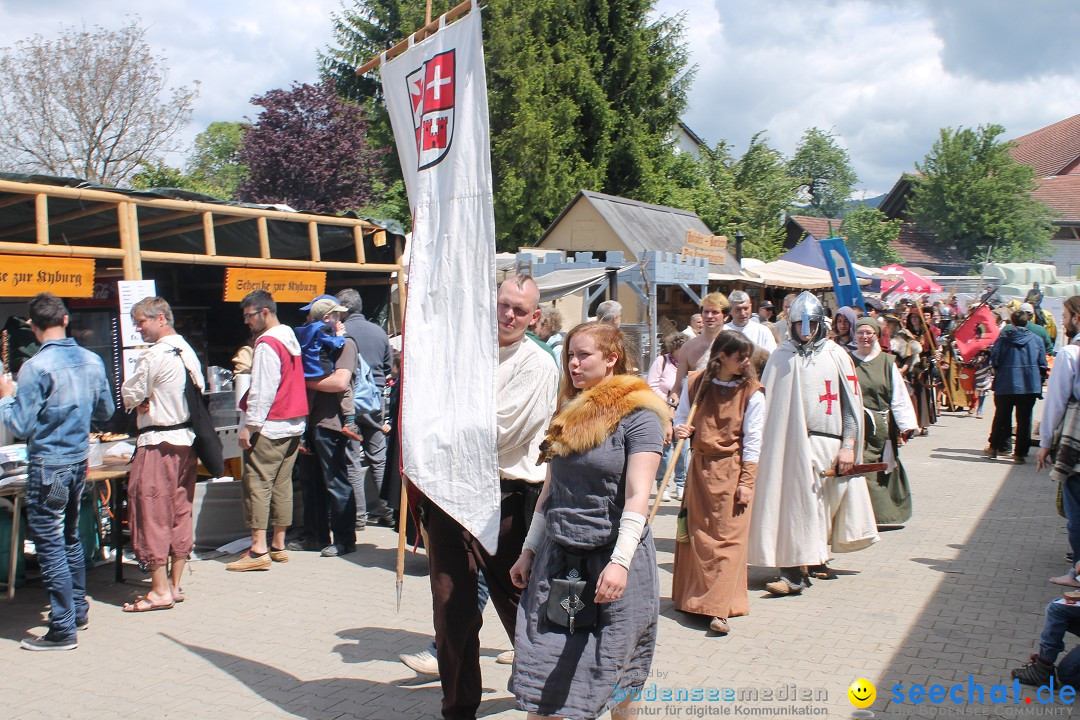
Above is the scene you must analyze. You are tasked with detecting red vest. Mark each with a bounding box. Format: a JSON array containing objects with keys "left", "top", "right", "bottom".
[{"left": 240, "top": 334, "right": 308, "bottom": 420}]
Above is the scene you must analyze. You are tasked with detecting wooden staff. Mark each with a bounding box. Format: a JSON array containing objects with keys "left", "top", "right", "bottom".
[
  {"left": 356, "top": 0, "right": 475, "bottom": 76},
  {"left": 648, "top": 368, "right": 712, "bottom": 524},
  {"left": 396, "top": 474, "right": 409, "bottom": 611}
]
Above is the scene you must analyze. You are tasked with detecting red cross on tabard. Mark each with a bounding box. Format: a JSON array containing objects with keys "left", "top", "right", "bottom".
[
  {"left": 846, "top": 372, "right": 860, "bottom": 395},
  {"left": 818, "top": 380, "right": 838, "bottom": 415}
]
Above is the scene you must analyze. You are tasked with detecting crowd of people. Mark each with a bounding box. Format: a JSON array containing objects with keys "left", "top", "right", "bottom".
[{"left": 5, "top": 279, "right": 1077, "bottom": 719}]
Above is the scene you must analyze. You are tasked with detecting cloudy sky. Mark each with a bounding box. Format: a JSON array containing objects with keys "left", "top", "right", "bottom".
[{"left": 1, "top": 0, "right": 1077, "bottom": 197}]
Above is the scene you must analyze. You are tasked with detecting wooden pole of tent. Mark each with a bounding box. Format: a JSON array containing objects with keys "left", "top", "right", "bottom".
[
  {"left": 426, "top": 0, "right": 433, "bottom": 25},
  {"left": 355, "top": 0, "right": 475, "bottom": 75}
]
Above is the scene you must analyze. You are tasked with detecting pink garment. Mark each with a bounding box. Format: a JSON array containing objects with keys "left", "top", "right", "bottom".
[
  {"left": 647, "top": 353, "right": 679, "bottom": 398},
  {"left": 128, "top": 443, "right": 198, "bottom": 566}
]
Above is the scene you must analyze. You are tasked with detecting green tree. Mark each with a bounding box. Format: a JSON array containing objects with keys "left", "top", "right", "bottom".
[
  {"left": 909, "top": 124, "right": 1055, "bottom": 262},
  {"left": 841, "top": 205, "right": 901, "bottom": 266},
  {"left": 687, "top": 134, "right": 799, "bottom": 261},
  {"left": 128, "top": 122, "right": 246, "bottom": 200},
  {"left": 788, "top": 127, "right": 858, "bottom": 219},
  {"left": 322, "top": 0, "right": 693, "bottom": 249},
  {"left": 128, "top": 160, "right": 231, "bottom": 198},
  {"left": 186, "top": 121, "right": 246, "bottom": 198}
]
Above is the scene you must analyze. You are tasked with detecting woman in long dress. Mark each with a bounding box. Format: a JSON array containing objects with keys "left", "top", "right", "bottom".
[
  {"left": 670, "top": 330, "right": 763, "bottom": 635},
  {"left": 505, "top": 321, "right": 665, "bottom": 720},
  {"left": 509, "top": 322, "right": 668, "bottom": 720},
  {"left": 850, "top": 318, "right": 919, "bottom": 524}
]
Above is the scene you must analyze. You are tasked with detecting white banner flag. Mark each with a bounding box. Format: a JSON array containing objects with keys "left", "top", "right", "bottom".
[{"left": 381, "top": 3, "right": 501, "bottom": 551}]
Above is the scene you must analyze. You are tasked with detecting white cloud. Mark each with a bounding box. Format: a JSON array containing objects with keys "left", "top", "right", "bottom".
[
  {"left": 656, "top": 0, "right": 1080, "bottom": 198},
  {"left": 1, "top": 0, "right": 1076, "bottom": 198},
  {"left": 0, "top": 0, "right": 343, "bottom": 165}
]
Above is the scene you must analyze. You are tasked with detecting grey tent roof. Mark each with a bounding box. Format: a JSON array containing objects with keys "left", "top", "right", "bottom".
[{"left": 536, "top": 190, "right": 744, "bottom": 275}]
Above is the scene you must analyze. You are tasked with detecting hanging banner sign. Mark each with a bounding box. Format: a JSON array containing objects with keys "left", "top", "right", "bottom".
[
  {"left": 0, "top": 255, "right": 95, "bottom": 297},
  {"left": 819, "top": 236, "right": 866, "bottom": 311},
  {"left": 681, "top": 230, "right": 728, "bottom": 265},
  {"left": 222, "top": 268, "right": 326, "bottom": 303},
  {"left": 382, "top": 4, "right": 502, "bottom": 552}
]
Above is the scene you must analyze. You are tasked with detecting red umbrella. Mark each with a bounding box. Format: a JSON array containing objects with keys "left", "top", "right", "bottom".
[{"left": 880, "top": 264, "right": 943, "bottom": 294}]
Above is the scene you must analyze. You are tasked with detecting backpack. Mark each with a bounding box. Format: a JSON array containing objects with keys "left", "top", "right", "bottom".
[{"left": 353, "top": 351, "right": 382, "bottom": 416}]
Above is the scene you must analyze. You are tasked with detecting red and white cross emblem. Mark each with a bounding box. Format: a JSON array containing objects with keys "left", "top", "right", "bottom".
[{"left": 818, "top": 380, "right": 838, "bottom": 415}]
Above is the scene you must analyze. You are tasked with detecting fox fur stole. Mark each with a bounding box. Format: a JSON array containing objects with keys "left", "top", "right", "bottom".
[{"left": 538, "top": 374, "right": 671, "bottom": 463}]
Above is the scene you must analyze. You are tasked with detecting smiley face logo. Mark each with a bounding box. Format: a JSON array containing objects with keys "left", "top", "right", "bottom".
[{"left": 848, "top": 678, "right": 876, "bottom": 708}]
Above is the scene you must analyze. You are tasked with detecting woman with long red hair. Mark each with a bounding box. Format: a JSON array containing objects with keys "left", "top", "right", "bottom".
[{"left": 509, "top": 322, "right": 669, "bottom": 720}]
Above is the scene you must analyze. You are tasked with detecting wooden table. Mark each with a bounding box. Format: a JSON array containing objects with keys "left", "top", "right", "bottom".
[
  {"left": 0, "top": 481, "right": 23, "bottom": 601},
  {"left": 0, "top": 463, "right": 130, "bottom": 601}
]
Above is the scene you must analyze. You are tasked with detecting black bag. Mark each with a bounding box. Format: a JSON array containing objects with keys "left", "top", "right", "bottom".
[
  {"left": 545, "top": 545, "right": 600, "bottom": 634},
  {"left": 139, "top": 348, "right": 225, "bottom": 477}
]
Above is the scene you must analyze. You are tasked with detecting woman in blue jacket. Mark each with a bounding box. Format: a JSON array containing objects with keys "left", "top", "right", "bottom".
[{"left": 985, "top": 310, "right": 1048, "bottom": 463}]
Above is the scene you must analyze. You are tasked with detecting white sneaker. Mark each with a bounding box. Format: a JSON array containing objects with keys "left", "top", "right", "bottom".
[
  {"left": 400, "top": 648, "right": 440, "bottom": 675},
  {"left": 496, "top": 649, "right": 515, "bottom": 665},
  {"left": 675, "top": 486, "right": 684, "bottom": 501},
  {"left": 661, "top": 489, "right": 672, "bottom": 502}
]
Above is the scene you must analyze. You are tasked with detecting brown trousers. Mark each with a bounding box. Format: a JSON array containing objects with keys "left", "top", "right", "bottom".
[
  {"left": 242, "top": 433, "right": 301, "bottom": 530},
  {"left": 425, "top": 481, "right": 531, "bottom": 720},
  {"left": 129, "top": 443, "right": 198, "bottom": 567}
]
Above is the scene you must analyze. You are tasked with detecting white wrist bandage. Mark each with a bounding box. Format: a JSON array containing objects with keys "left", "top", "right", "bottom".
[
  {"left": 522, "top": 512, "right": 548, "bottom": 554},
  {"left": 609, "top": 511, "right": 646, "bottom": 570}
]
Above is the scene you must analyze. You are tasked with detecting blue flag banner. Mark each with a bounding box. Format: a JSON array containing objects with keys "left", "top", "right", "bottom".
[{"left": 818, "top": 236, "right": 865, "bottom": 310}]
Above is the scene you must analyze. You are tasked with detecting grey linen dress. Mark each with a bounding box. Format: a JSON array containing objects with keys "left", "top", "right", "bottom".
[{"left": 510, "top": 408, "right": 663, "bottom": 719}]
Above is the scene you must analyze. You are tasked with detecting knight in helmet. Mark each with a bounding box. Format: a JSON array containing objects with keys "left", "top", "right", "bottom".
[{"left": 746, "top": 291, "right": 879, "bottom": 595}]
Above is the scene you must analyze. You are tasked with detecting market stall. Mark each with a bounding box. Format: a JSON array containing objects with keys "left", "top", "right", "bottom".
[{"left": 0, "top": 173, "right": 407, "bottom": 593}]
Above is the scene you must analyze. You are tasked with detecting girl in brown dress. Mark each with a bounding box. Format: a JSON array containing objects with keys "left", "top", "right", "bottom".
[{"left": 671, "top": 330, "right": 764, "bottom": 635}]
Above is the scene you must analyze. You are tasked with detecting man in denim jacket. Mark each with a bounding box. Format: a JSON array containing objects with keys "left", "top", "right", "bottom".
[{"left": 0, "top": 293, "right": 114, "bottom": 651}]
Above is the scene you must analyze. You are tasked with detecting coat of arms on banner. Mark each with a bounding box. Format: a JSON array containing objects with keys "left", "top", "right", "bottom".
[{"left": 406, "top": 49, "right": 456, "bottom": 170}]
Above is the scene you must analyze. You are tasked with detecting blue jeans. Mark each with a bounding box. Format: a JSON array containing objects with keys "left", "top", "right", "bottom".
[
  {"left": 309, "top": 426, "right": 356, "bottom": 550},
  {"left": 1040, "top": 601, "right": 1080, "bottom": 663},
  {"left": 1062, "top": 475, "right": 1080, "bottom": 563},
  {"left": 656, "top": 442, "right": 688, "bottom": 490},
  {"left": 25, "top": 457, "right": 88, "bottom": 641}
]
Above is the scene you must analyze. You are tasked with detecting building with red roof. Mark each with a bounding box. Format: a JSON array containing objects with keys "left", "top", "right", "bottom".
[{"left": 874, "top": 113, "right": 1080, "bottom": 277}]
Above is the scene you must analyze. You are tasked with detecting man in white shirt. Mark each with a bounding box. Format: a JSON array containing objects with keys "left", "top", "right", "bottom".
[
  {"left": 1039, "top": 296, "right": 1080, "bottom": 586},
  {"left": 682, "top": 313, "right": 703, "bottom": 338},
  {"left": 121, "top": 296, "right": 203, "bottom": 612},
  {"left": 227, "top": 290, "right": 308, "bottom": 572},
  {"left": 726, "top": 290, "right": 777, "bottom": 354}
]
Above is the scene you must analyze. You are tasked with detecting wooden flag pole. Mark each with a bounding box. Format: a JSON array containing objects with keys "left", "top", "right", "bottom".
[
  {"left": 396, "top": 474, "right": 409, "bottom": 611},
  {"left": 356, "top": 0, "right": 475, "bottom": 76}
]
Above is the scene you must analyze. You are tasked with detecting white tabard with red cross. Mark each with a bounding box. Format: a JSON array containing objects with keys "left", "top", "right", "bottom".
[{"left": 799, "top": 353, "right": 847, "bottom": 474}]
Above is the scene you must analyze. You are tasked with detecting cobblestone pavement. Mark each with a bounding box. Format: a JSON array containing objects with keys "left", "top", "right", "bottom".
[{"left": 0, "top": 402, "right": 1073, "bottom": 720}]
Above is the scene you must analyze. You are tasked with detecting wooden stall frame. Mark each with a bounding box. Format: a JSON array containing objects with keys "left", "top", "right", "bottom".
[{"left": 0, "top": 179, "right": 406, "bottom": 324}]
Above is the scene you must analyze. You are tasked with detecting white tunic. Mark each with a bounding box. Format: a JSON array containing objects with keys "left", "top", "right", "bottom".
[
  {"left": 748, "top": 339, "right": 878, "bottom": 568},
  {"left": 496, "top": 338, "right": 560, "bottom": 483},
  {"left": 728, "top": 320, "right": 777, "bottom": 354},
  {"left": 122, "top": 334, "right": 203, "bottom": 448}
]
